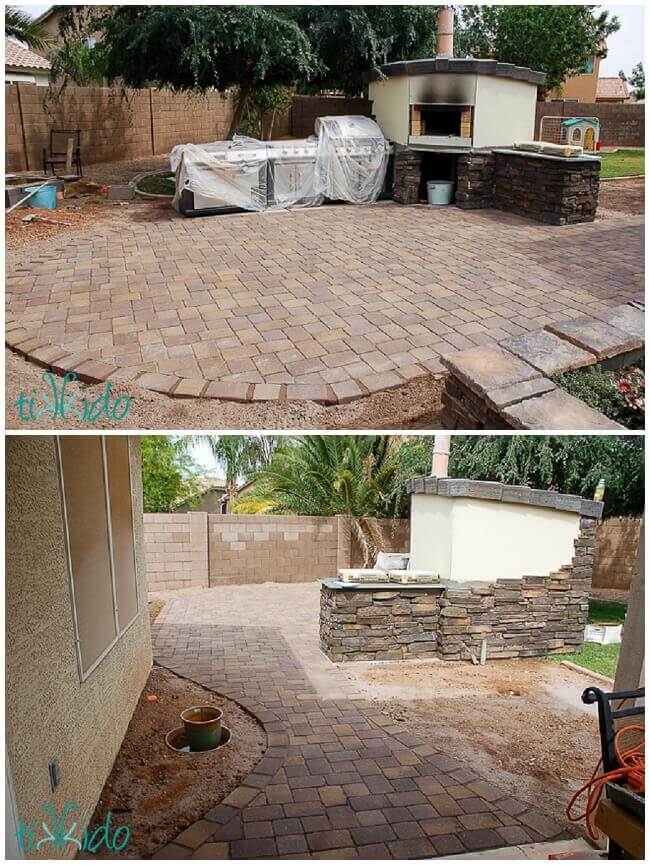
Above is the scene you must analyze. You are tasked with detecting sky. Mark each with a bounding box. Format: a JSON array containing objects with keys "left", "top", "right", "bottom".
[{"left": 15, "top": 4, "right": 645, "bottom": 77}]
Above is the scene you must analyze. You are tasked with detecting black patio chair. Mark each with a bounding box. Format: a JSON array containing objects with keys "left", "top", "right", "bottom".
[{"left": 42, "top": 129, "right": 82, "bottom": 176}]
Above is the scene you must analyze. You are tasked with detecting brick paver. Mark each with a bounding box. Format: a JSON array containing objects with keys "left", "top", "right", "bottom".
[
  {"left": 151, "top": 582, "right": 566, "bottom": 858},
  {"left": 6, "top": 204, "right": 643, "bottom": 403}
]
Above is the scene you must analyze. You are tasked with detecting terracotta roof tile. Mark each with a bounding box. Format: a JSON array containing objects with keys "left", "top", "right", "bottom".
[
  {"left": 596, "top": 77, "right": 629, "bottom": 100},
  {"left": 5, "top": 38, "right": 51, "bottom": 71}
]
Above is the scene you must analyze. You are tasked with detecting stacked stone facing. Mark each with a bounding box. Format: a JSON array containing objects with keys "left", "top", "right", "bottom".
[
  {"left": 456, "top": 152, "right": 496, "bottom": 209},
  {"left": 392, "top": 145, "right": 423, "bottom": 204},
  {"left": 319, "top": 517, "right": 596, "bottom": 663},
  {"left": 320, "top": 586, "right": 443, "bottom": 662},
  {"left": 493, "top": 151, "right": 600, "bottom": 225}
]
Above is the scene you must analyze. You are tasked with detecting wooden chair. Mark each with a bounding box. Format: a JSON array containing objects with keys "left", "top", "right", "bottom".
[{"left": 42, "top": 129, "right": 82, "bottom": 176}]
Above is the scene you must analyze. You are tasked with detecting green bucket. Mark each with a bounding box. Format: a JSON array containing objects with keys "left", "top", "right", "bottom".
[
  {"left": 180, "top": 705, "right": 223, "bottom": 752},
  {"left": 426, "top": 180, "right": 455, "bottom": 206}
]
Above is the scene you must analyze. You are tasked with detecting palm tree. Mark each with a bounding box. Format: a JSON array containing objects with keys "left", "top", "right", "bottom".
[
  {"left": 190, "top": 435, "right": 281, "bottom": 509},
  {"left": 5, "top": 7, "right": 52, "bottom": 52},
  {"left": 233, "top": 435, "right": 400, "bottom": 564}
]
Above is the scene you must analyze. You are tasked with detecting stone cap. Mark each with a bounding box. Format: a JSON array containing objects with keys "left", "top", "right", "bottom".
[
  {"left": 321, "top": 578, "right": 447, "bottom": 591},
  {"left": 406, "top": 475, "right": 604, "bottom": 518},
  {"left": 364, "top": 58, "right": 547, "bottom": 86},
  {"left": 492, "top": 148, "right": 601, "bottom": 164}
]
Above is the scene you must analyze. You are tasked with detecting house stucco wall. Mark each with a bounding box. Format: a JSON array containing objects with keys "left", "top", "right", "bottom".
[{"left": 5, "top": 436, "right": 152, "bottom": 859}]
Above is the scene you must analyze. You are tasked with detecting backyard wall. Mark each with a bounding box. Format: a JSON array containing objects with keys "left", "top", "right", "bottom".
[
  {"left": 143, "top": 514, "right": 410, "bottom": 591},
  {"left": 5, "top": 437, "right": 152, "bottom": 859},
  {"left": 536, "top": 101, "right": 644, "bottom": 148},
  {"left": 591, "top": 517, "right": 642, "bottom": 591},
  {"left": 5, "top": 83, "right": 372, "bottom": 172}
]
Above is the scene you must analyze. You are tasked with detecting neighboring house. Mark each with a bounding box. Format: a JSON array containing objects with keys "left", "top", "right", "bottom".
[
  {"left": 6, "top": 436, "right": 152, "bottom": 859},
  {"left": 548, "top": 54, "right": 601, "bottom": 102},
  {"left": 5, "top": 38, "right": 51, "bottom": 85},
  {"left": 31, "top": 4, "right": 105, "bottom": 57},
  {"left": 174, "top": 476, "right": 254, "bottom": 514},
  {"left": 596, "top": 77, "right": 631, "bottom": 103}
]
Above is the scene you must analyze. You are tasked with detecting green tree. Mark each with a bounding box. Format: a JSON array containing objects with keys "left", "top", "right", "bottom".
[
  {"left": 191, "top": 435, "right": 281, "bottom": 505},
  {"left": 290, "top": 6, "right": 440, "bottom": 95},
  {"left": 141, "top": 436, "right": 202, "bottom": 513},
  {"left": 97, "top": 6, "right": 317, "bottom": 138},
  {"left": 455, "top": 6, "right": 619, "bottom": 93},
  {"left": 234, "top": 435, "right": 400, "bottom": 564},
  {"left": 47, "top": 6, "right": 108, "bottom": 91},
  {"left": 446, "top": 436, "right": 643, "bottom": 518},
  {"left": 620, "top": 62, "right": 645, "bottom": 100},
  {"left": 5, "top": 6, "right": 52, "bottom": 51},
  {"left": 237, "top": 83, "right": 294, "bottom": 139}
]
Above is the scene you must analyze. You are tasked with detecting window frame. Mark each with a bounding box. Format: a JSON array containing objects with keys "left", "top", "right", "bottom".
[{"left": 56, "top": 436, "right": 140, "bottom": 682}]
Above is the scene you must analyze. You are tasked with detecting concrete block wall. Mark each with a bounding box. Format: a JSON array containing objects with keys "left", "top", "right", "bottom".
[
  {"left": 592, "top": 517, "right": 642, "bottom": 591},
  {"left": 143, "top": 513, "right": 410, "bottom": 591},
  {"left": 208, "top": 515, "right": 339, "bottom": 585},
  {"left": 144, "top": 512, "right": 208, "bottom": 592},
  {"left": 536, "top": 101, "right": 644, "bottom": 148},
  {"left": 6, "top": 85, "right": 373, "bottom": 173}
]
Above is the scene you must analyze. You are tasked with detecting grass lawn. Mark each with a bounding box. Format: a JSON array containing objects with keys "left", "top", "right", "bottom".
[
  {"left": 548, "top": 642, "right": 620, "bottom": 679},
  {"left": 599, "top": 149, "right": 645, "bottom": 178},
  {"left": 589, "top": 599, "right": 627, "bottom": 625},
  {"left": 136, "top": 172, "right": 175, "bottom": 195}
]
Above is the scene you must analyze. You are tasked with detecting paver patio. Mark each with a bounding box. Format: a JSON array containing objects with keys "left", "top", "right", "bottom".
[
  {"left": 151, "top": 582, "right": 567, "bottom": 859},
  {"left": 6, "top": 204, "right": 643, "bottom": 404}
]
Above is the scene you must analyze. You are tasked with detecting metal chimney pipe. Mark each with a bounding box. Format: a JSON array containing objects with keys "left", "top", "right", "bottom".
[
  {"left": 437, "top": 6, "right": 454, "bottom": 58},
  {"left": 432, "top": 434, "right": 451, "bottom": 477}
]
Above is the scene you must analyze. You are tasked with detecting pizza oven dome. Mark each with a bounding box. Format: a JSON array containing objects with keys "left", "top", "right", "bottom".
[{"left": 366, "top": 58, "right": 546, "bottom": 152}]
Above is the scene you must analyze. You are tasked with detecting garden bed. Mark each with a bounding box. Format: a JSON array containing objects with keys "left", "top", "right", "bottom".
[
  {"left": 552, "top": 363, "right": 644, "bottom": 429},
  {"left": 135, "top": 171, "right": 175, "bottom": 196},
  {"left": 87, "top": 665, "right": 266, "bottom": 858}
]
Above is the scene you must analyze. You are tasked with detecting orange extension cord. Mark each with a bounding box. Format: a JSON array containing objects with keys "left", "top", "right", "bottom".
[{"left": 566, "top": 722, "right": 645, "bottom": 839}]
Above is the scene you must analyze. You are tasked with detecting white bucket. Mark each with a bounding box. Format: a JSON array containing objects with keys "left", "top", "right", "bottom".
[{"left": 426, "top": 180, "right": 455, "bottom": 206}]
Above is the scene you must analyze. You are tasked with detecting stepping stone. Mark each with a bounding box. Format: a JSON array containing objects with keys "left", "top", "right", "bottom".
[
  {"left": 442, "top": 345, "right": 540, "bottom": 397},
  {"left": 545, "top": 316, "right": 642, "bottom": 361},
  {"left": 501, "top": 331, "right": 596, "bottom": 376},
  {"left": 593, "top": 303, "right": 644, "bottom": 340},
  {"left": 500, "top": 388, "right": 625, "bottom": 430}
]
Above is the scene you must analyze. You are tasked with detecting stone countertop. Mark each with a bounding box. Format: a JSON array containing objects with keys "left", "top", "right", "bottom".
[
  {"left": 492, "top": 148, "right": 601, "bottom": 164},
  {"left": 321, "top": 579, "right": 447, "bottom": 591}
]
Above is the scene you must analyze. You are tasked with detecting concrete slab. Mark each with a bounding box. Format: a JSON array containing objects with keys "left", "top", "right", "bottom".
[{"left": 502, "top": 330, "right": 596, "bottom": 376}]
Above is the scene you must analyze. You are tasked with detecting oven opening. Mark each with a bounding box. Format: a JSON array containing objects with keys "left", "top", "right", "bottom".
[{"left": 411, "top": 105, "right": 472, "bottom": 139}]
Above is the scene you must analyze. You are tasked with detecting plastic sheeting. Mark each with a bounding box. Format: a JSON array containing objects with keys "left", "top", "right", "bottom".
[
  {"left": 314, "top": 115, "right": 388, "bottom": 205},
  {"left": 171, "top": 116, "right": 388, "bottom": 213}
]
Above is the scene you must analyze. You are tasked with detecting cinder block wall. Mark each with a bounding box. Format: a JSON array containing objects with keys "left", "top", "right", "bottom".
[
  {"left": 6, "top": 85, "right": 373, "bottom": 172},
  {"left": 536, "top": 102, "right": 644, "bottom": 147},
  {"left": 144, "top": 513, "right": 410, "bottom": 591},
  {"left": 143, "top": 512, "right": 209, "bottom": 591},
  {"left": 592, "top": 517, "right": 642, "bottom": 591}
]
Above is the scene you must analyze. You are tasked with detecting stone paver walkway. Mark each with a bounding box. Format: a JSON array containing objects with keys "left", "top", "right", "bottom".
[
  {"left": 6, "top": 203, "right": 643, "bottom": 404},
  {"left": 151, "top": 583, "right": 566, "bottom": 859}
]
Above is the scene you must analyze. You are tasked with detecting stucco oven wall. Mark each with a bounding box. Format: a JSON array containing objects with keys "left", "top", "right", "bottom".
[
  {"left": 410, "top": 493, "right": 580, "bottom": 582},
  {"left": 368, "top": 76, "right": 410, "bottom": 144},
  {"left": 5, "top": 436, "right": 152, "bottom": 859},
  {"left": 473, "top": 75, "right": 537, "bottom": 148}
]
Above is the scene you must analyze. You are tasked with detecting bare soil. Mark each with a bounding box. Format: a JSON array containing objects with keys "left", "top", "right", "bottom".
[
  {"left": 5, "top": 346, "right": 444, "bottom": 430},
  {"left": 87, "top": 665, "right": 266, "bottom": 859},
  {"left": 598, "top": 176, "right": 644, "bottom": 215},
  {"left": 343, "top": 658, "right": 602, "bottom": 836}
]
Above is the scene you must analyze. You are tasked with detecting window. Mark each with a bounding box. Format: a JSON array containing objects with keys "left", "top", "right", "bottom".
[{"left": 57, "top": 436, "right": 138, "bottom": 679}]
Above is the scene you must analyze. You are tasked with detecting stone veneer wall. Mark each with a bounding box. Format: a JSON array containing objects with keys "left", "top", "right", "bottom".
[
  {"left": 144, "top": 514, "right": 409, "bottom": 590},
  {"left": 493, "top": 151, "right": 600, "bottom": 225},
  {"left": 392, "top": 145, "right": 423, "bottom": 204},
  {"left": 455, "top": 152, "right": 496, "bottom": 209},
  {"left": 320, "top": 516, "right": 596, "bottom": 663}
]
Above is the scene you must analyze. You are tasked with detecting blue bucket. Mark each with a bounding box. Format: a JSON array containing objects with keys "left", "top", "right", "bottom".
[{"left": 24, "top": 183, "right": 57, "bottom": 210}]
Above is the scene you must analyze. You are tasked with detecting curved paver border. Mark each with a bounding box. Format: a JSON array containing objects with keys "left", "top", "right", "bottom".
[
  {"left": 5, "top": 323, "right": 440, "bottom": 405},
  {"left": 151, "top": 664, "right": 290, "bottom": 859}
]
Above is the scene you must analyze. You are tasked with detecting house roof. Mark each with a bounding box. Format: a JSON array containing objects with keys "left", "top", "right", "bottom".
[
  {"left": 5, "top": 38, "right": 51, "bottom": 71},
  {"left": 596, "top": 77, "right": 629, "bottom": 100}
]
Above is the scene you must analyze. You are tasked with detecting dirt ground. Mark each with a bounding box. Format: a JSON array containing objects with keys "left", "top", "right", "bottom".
[
  {"left": 5, "top": 346, "right": 444, "bottom": 430},
  {"left": 87, "top": 665, "right": 265, "bottom": 859},
  {"left": 343, "top": 658, "right": 603, "bottom": 837},
  {"left": 598, "top": 176, "right": 644, "bottom": 215}
]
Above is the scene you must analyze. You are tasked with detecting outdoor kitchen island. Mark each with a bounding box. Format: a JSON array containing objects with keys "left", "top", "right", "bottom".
[{"left": 320, "top": 478, "right": 603, "bottom": 663}]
